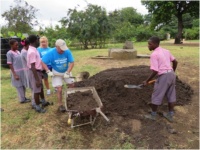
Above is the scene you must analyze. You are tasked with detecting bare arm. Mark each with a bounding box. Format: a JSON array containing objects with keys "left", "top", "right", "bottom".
[
  {"left": 146, "top": 70, "right": 158, "bottom": 83},
  {"left": 172, "top": 59, "right": 178, "bottom": 72},
  {"left": 31, "top": 63, "right": 40, "bottom": 82},
  {"left": 66, "top": 62, "right": 74, "bottom": 73},
  {"left": 41, "top": 61, "right": 49, "bottom": 72},
  {"left": 8, "top": 64, "right": 19, "bottom": 80}
]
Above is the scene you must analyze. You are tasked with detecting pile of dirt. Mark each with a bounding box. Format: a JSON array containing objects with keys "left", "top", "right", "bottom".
[
  {"left": 75, "top": 65, "right": 193, "bottom": 117},
  {"left": 72, "top": 65, "right": 194, "bottom": 148},
  {"left": 67, "top": 90, "right": 98, "bottom": 111}
]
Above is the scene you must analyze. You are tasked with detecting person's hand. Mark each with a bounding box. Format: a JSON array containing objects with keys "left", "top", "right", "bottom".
[
  {"left": 142, "top": 80, "right": 148, "bottom": 86},
  {"left": 64, "top": 72, "right": 70, "bottom": 78},
  {"left": 46, "top": 70, "right": 54, "bottom": 77},
  {"left": 14, "top": 74, "right": 19, "bottom": 80},
  {"left": 36, "top": 80, "right": 41, "bottom": 87}
]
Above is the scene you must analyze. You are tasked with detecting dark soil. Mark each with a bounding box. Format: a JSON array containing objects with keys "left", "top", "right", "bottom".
[
  {"left": 72, "top": 65, "right": 194, "bottom": 149},
  {"left": 67, "top": 90, "right": 98, "bottom": 111},
  {"left": 75, "top": 65, "right": 193, "bottom": 114}
]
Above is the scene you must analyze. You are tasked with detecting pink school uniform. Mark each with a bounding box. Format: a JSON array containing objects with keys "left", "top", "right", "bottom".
[
  {"left": 150, "top": 47, "right": 176, "bottom": 105},
  {"left": 27, "top": 45, "right": 43, "bottom": 93},
  {"left": 6, "top": 50, "right": 29, "bottom": 102},
  {"left": 21, "top": 48, "right": 35, "bottom": 105},
  {"left": 150, "top": 47, "right": 175, "bottom": 75}
]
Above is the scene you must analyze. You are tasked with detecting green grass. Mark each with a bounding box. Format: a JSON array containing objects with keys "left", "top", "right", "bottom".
[{"left": 1, "top": 39, "right": 199, "bottom": 149}]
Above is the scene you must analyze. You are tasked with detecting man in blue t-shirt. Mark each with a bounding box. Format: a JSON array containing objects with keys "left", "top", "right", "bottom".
[{"left": 41, "top": 39, "right": 75, "bottom": 112}]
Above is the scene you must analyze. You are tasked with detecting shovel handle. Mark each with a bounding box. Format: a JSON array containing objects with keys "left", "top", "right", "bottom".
[
  {"left": 53, "top": 73, "right": 76, "bottom": 78},
  {"left": 148, "top": 80, "right": 156, "bottom": 84}
]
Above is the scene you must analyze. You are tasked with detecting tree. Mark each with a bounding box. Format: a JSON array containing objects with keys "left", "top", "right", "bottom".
[
  {"left": 39, "top": 25, "right": 70, "bottom": 47},
  {"left": 1, "top": 0, "right": 38, "bottom": 34},
  {"left": 119, "top": 7, "right": 144, "bottom": 27},
  {"left": 60, "top": 4, "right": 111, "bottom": 49},
  {"left": 108, "top": 7, "right": 144, "bottom": 42},
  {"left": 142, "top": 1, "right": 199, "bottom": 44},
  {"left": 114, "top": 22, "right": 136, "bottom": 42}
]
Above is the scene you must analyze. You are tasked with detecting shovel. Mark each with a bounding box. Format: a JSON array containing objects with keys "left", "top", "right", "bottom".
[
  {"left": 124, "top": 79, "right": 156, "bottom": 89},
  {"left": 53, "top": 73, "right": 76, "bottom": 78}
]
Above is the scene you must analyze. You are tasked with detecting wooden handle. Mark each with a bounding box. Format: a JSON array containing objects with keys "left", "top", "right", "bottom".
[{"left": 148, "top": 79, "right": 156, "bottom": 84}]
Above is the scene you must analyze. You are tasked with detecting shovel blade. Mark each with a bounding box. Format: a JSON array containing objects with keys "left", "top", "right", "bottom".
[{"left": 124, "top": 84, "right": 142, "bottom": 89}]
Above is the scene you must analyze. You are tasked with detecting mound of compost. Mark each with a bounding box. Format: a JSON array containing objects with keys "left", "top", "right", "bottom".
[{"left": 74, "top": 65, "right": 193, "bottom": 119}]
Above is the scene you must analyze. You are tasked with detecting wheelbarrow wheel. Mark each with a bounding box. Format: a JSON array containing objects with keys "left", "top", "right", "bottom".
[{"left": 68, "top": 118, "right": 72, "bottom": 125}]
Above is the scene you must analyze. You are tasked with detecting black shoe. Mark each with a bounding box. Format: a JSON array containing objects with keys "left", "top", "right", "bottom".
[
  {"left": 20, "top": 98, "right": 31, "bottom": 103},
  {"left": 35, "top": 105, "right": 46, "bottom": 113},
  {"left": 42, "top": 101, "right": 50, "bottom": 107},
  {"left": 58, "top": 105, "right": 66, "bottom": 113},
  {"left": 41, "top": 101, "right": 53, "bottom": 107}
]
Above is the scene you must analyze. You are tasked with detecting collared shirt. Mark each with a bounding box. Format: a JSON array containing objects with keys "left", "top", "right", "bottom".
[
  {"left": 27, "top": 45, "right": 43, "bottom": 70},
  {"left": 150, "top": 47, "right": 175, "bottom": 75}
]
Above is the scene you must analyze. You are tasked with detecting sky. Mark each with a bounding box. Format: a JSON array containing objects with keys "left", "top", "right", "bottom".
[{"left": 0, "top": 0, "right": 148, "bottom": 30}]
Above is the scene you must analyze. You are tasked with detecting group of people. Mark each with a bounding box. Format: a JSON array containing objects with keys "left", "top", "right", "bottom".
[
  {"left": 7, "top": 35, "right": 178, "bottom": 122},
  {"left": 7, "top": 35, "right": 75, "bottom": 113}
]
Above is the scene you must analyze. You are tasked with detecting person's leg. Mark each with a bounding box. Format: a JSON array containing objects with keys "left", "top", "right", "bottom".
[
  {"left": 166, "top": 87, "right": 176, "bottom": 116},
  {"left": 56, "top": 86, "right": 63, "bottom": 106},
  {"left": 52, "top": 75, "right": 65, "bottom": 112},
  {"left": 40, "top": 87, "right": 45, "bottom": 99},
  {"left": 16, "top": 86, "right": 30, "bottom": 103},
  {"left": 31, "top": 71, "right": 46, "bottom": 113},
  {"left": 44, "top": 78, "right": 51, "bottom": 94},
  {"left": 42, "top": 71, "right": 51, "bottom": 95},
  {"left": 39, "top": 87, "right": 50, "bottom": 107},
  {"left": 31, "top": 90, "right": 36, "bottom": 108},
  {"left": 164, "top": 73, "right": 176, "bottom": 122},
  {"left": 23, "top": 86, "right": 31, "bottom": 101},
  {"left": 168, "top": 102, "right": 175, "bottom": 112},
  {"left": 34, "top": 91, "right": 46, "bottom": 113},
  {"left": 166, "top": 73, "right": 176, "bottom": 113},
  {"left": 151, "top": 104, "right": 158, "bottom": 112},
  {"left": 34, "top": 93, "right": 40, "bottom": 105},
  {"left": 145, "top": 75, "right": 168, "bottom": 120},
  {"left": 16, "top": 86, "right": 25, "bottom": 103},
  {"left": 163, "top": 102, "right": 175, "bottom": 122},
  {"left": 145, "top": 103, "right": 159, "bottom": 120},
  {"left": 56, "top": 86, "right": 66, "bottom": 112}
]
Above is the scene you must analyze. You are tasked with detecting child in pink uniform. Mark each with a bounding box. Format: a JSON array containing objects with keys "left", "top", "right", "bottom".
[
  {"left": 21, "top": 39, "right": 36, "bottom": 108},
  {"left": 27, "top": 35, "right": 48, "bottom": 113},
  {"left": 143, "top": 36, "right": 178, "bottom": 122},
  {"left": 6, "top": 39, "right": 31, "bottom": 103}
]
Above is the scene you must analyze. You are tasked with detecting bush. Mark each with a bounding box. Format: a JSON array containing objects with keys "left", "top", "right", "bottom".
[
  {"left": 114, "top": 22, "right": 136, "bottom": 42},
  {"left": 135, "top": 25, "right": 153, "bottom": 42},
  {"left": 184, "top": 27, "right": 199, "bottom": 40}
]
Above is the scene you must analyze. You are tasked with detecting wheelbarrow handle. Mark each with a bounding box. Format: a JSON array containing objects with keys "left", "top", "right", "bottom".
[{"left": 96, "top": 108, "right": 110, "bottom": 122}]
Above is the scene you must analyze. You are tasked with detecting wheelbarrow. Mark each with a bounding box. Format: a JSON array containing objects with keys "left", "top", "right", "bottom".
[{"left": 64, "top": 86, "right": 110, "bottom": 128}]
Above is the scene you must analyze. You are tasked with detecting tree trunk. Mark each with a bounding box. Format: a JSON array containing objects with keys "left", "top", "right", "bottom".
[
  {"left": 84, "top": 40, "right": 88, "bottom": 49},
  {"left": 174, "top": 14, "right": 183, "bottom": 44}
]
